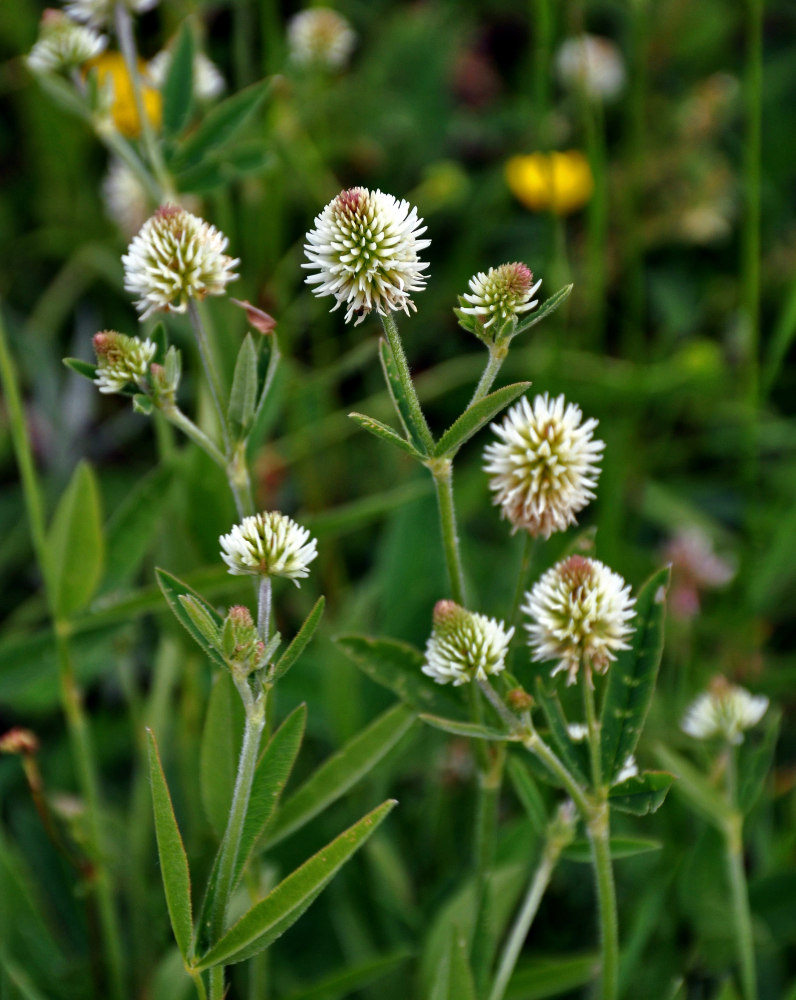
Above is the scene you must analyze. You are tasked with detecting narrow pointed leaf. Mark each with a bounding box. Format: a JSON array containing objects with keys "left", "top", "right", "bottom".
[
  {"left": 348, "top": 412, "right": 421, "bottom": 459},
  {"left": 48, "top": 461, "right": 104, "bottom": 619},
  {"left": 378, "top": 339, "right": 430, "bottom": 455},
  {"left": 419, "top": 714, "right": 511, "bottom": 741},
  {"left": 562, "top": 837, "right": 662, "bottom": 862},
  {"left": 507, "top": 757, "right": 548, "bottom": 836},
  {"left": 434, "top": 381, "right": 531, "bottom": 458},
  {"left": 336, "top": 635, "right": 466, "bottom": 719},
  {"left": 63, "top": 357, "right": 98, "bottom": 381},
  {"left": 601, "top": 567, "right": 670, "bottom": 784},
  {"left": 504, "top": 951, "right": 598, "bottom": 999},
  {"left": 195, "top": 800, "right": 396, "bottom": 969},
  {"left": 156, "top": 568, "right": 226, "bottom": 667},
  {"left": 534, "top": 680, "right": 591, "bottom": 787},
  {"left": 173, "top": 79, "right": 273, "bottom": 170},
  {"left": 200, "top": 672, "right": 244, "bottom": 838},
  {"left": 512, "top": 284, "right": 573, "bottom": 337},
  {"left": 146, "top": 729, "right": 193, "bottom": 960},
  {"left": 608, "top": 771, "right": 675, "bottom": 815},
  {"left": 227, "top": 333, "right": 259, "bottom": 436},
  {"left": 270, "top": 596, "right": 325, "bottom": 683},
  {"left": 163, "top": 22, "right": 195, "bottom": 136},
  {"left": 430, "top": 928, "right": 477, "bottom": 1000},
  {"left": 264, "top": 703, "right": 414, "bottom": 848},
  {"left": 653, "top": 744, "right": 732, "bottom": 826}
]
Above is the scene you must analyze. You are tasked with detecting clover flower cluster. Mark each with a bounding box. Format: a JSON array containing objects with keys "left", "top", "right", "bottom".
[
  {"left": 288, "top": 8, "right": 356, "bottom": 70},
  {"left": 220, "top": 512, "right": 318, "bottom": 584},
  {"left": 459, "top": 262, "right": 542, "bottom": 336},
  {"left": 92, "top": 330, "right": 155, "bottom": 393},
  {"left": 422, "top": 601, "right": 514, "bottom": 687},
  {"left": 682, "top": 677, "right": 768, "bottom": 745},
  {"left": 27, "top": 9, "right": 107, "bottom": 74}
]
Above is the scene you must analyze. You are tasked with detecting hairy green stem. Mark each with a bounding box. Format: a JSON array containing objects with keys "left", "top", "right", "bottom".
[
  {"left": 522, "top": 730, "right": 591, "bottom": 819},
  {"left": 429, "top": 458, "right": 467, "bottom": 605},
  {"left": 258, "top": 576, "right": 272, "bottom": 642},
  {"left": 583, "top": 664, "right": 603, "bottom": 793},
  {"left": 379, "top": 313, "right": 435, "bottom": 453},
  {"left": 163, "top": 405, "right": 226, "bottom": 467},
  {"left": 588, "top": 805, "right": 619, "bottom": 1000},
  {"left": 227, "top": 440, "right": 256, "bottom": 520},
  {"left": 469, "top": 343, "right": 508, "bottom": 407}
]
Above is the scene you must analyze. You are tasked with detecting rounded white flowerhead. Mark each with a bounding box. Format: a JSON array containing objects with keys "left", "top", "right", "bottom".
[
  {"left": 102, "top": 159, "right": 151, "bottom": 237},
  {"left": 303, "top": 187, "right": 430, "bottom": 326},
  {"left": 681, "top": 676, "right": 768, "bottom": 745},
  {"left": 459, "top": 262, "right": 542, "bottom": 337},
  {"left": 148, "top": 48, "right": 226, "bottom": 101},
  {"left": 288, "top": 8, "right": 356, "bottom": 70},
  {"left": 92, "top": 329, "right": 155, "bottom": 393},
  {"left": 219, "top": 512, "right": 318, "bottom": 584},
  {"left": 122, "top": 206, "right": 239, "bottom": 320},
  {"left": 484, "top": 393, "right": 604, "bottom": 538},
  {"left": 27, "top": 9, "right": 107, "bottom": 74},
  {"left": 63, "top": 0, "right": 159, "bottom": 30},
  {"left": 422, "top": 600, "right": 514, "bottom": 687},
  {"left": 555, "top": 34, "right": 625, "bottom": 101},
  {"left": 523, "top": 555, "right": 635, "bottom": 684}
]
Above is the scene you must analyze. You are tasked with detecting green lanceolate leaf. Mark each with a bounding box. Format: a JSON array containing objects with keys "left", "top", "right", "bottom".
[
  {"left": 608, "top": 771, "right": 675, "bottom": 816},
  {"left": 103, "top": 465, "right": 173, "bottom": 592},
  {"left": 146, "top": 729, "right": 193, "bottom": 960},
  {"left": 48, "top": 461, "right": 105, "bottom": 619},
  {"left": 194, "top": 800, "right": 397, "bottom": 970},
  {"left": 163, "top": 22, "right": 195, "bottom": 136},
  {"left": 561, "top": 837, "right": 662, "bottom": 863},
  {"left": 270, "top": 596, "right": 325, "bottom": 683},
  {"left": 504, "top": 953, "right": 598, "bottom": 999},
  {"left": 534, "top": 680, "right": 591, "bottom": 787},
  {"left": 653, "top": 744, "right": 732, "bottom": 826},
  {"left": 378, "top": 339, "right": 431, "bottom": 455},
  {"left": 336, "top": 635, "right": 465, "bottom": 719},
  {"left": 155, "top": 568, "right": 226, "bottom": 668},
  {"left": 200, "top": 672, "right": 244, "bottom": 838},
  {"left": 601, "top": 566, "right": 670, "bottom": 784},
  {"left": 264, "top": 703, "right": 414, "bottom": 848},
  {"left": 348, "top": 412, "right": 422, "bottom": 459},
  {"left": 227, "top": 333, "right": 259, "bottom": 437},
  {"left": 512, "top": 284, "right": 573, "bottom": 338},
  {"left": 507, "top": 757, "right": 548, "bottom": 837},
  {"left": 430, "top": 928, "right": 477, "bottom": 1000},
  {"left": 63, "top": 357, "right": 98, "bottom": 381},
  {"left": 434, "top": 381, "right": 532, "bottom": 458},
  {"left": 419, "top": 714, "right": 512, "bottom": 741},
  {"left": 172, "top": 79, "right": 273, "bottom": 171}
]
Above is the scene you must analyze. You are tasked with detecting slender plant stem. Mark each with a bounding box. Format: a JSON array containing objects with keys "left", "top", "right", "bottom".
[
  {"left": 509, "top": 534, "right": 537, "bottom": 627},
  {"left": 742, "top": 0, "right": 763, "bottom": 413},
  {"left": 258, "top": 577, "right": 272, "bottom": 641},
  {"left": 478, "top": 679, "right": 522, "bottom": 733},
  {"left": 724, "top": 747, "right": 758, "bottom": 1000},
  {"left": 187, "top": 300, "right": 230, "bottom": 452},
  {"left": 430, "top": 459, "right": 467, "bottom": 605},
  {"left": 95, "top": 122, "right": 163, "bottom": 202},
  {"left": 582, "top": 663, "right": 603, "bottom": 792},
  {"left": 163, "top": 405, "right": 226, "bottom": 467},
  {"left": 588, "top": 806, "right": 619, "bottom": 1000},
  {"left": 114, "top": 2, "right": 173, "bottom": 198},
  {"left": 227, "top": 439, "right": 256, "bottom": 520},
  {"left": 379, "top": 313, "right": 434, "bottom": 453},
  {"left": 469, "top": 343, "right": 508, "bottom": 408},
  {"left": 523, "top": 730, "right": 591, "bottom": 817}
]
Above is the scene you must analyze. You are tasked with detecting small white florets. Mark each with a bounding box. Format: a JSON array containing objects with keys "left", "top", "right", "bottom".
[
  {"left": 524, "top": 555, "right": 635, "bottom": 683},
  {"left": 484, "top": 394, "right": 604, "bottom": 538},
  {"left": 219, "top": 512, "right": 318, "bottom": 584},
  {"left": 303, "top": 187, "right": 430, "bottom": 326},
  {"left": 92, "top": 330, "right": 155, "bottom": 393},
  {"left": 555, "top": 34, "right": 626, "bottom": 101},
  {"left": 288, "top": 8, "right": 356, "bottom": 70},
  {"left": 122, "top": 206, "right": 239, "bottom": 320},
  {"left": 27, "top": 9, "right": 107, "bottom": 73},
  {"left": 459, "top": 262, "right": 542, "bottom": 333},
  {"left": 682, "top": 677, "right": 768, "bottom": 745},
  {"left": 422, "top": 600, "right": 514, "bottom": 686}
]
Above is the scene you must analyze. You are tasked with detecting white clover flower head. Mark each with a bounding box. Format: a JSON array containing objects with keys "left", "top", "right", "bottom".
[
  {"left": 92, "top": 330, "right": 156, "bottom": 393},
  {"left": 484, "top": 393, "right": 604, "bottom": 538},
  {"left": 63, "top": 0, "right": 158, "bottom": 29},
  {"left": 555, "top": 34, "right": 625, "bottom": 101},
  {"left": 288, "top": 8, "right": 356, "bottom": 70},
  {"left": 148, "top": 48, "right": 226, "bottom": 101},
  {"left": 303, "top": 187, "right": 430, "bottom": 326},
  {"left": 102, "top": 158, "right": 150, "bottom": 237},
  {"left": 219, "top": 512, "right": 318, "bottom": 584},
  {"left": 459, "top": 262, "right": 542, "bottom": 334},
  {"left": 27, "top": 9, "right": 107, "bottom": 73},
  {"left": 681, "top": 676, "right": 768, "bottom": 745},
  {"left": 524, "top": 555, "right": 635, "bottom": 684},
  {"left": 122, "top": 206, "right": 239, "bottom": 320},
  {"left": 422, "top": 600, "right": 514, "bottom": 687}
]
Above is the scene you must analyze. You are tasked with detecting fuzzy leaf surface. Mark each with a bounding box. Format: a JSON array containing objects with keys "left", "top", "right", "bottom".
[
  {"left": 608, "top": 770, "right": 675, "bottom": 816},
  {"left": 433, "top": 381, "right": 531, "bottom": 458},
  {"left": 156, "top": 568, "right": 226, "bottom": 668},
  {"left": 348, "top": 412, "right": 421, "bottom": 459},
  {"left": 378, "top": 339, "right": 430, "bottom": 455}
]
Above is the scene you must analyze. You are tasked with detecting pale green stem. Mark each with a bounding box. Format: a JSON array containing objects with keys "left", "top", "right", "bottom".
[
  {"left": 471, "top": 743, "right": 506, "bottom": 992},
  {"left": 187, "top": 300, "right": 229, "bottom": 451},
  {"left": 521, "top": 730, "right": 591, "bottom": 820},
  {"left": 0, "top": 312, "right": 124, "bottom": 1000},
  {"left": 724, "top": 747, "right": 758, "bottom": 1000},
  {"left": 227, "top": 440, "right": 256, "bottom": 521},
  {"left": 469, "top": 342, "right": 508, "bottom": 408},
  {"left": 95, "top": 122, "right": 163, "bottom": 202},
  {"left": 258, "top": 576, "right": 272, "bottom": 642},
  {"left": 379, "top": 314, "right": 434, "bottom": 453},
  {"left": 478, "top": 679, "right": 522, "bottom": 733},
  {"left": 509, "top": 534, "right": 537, "bottom": 628},
  {"left": 114, "top": 2, "right": 173, "bottom": 198},
  {"left": 162, "top": 405, "right": 226, "bottom": 467},
  {"left": 429, "top": 458, "right": 467, "bottom": 605},
  {"left": 588, "top": 804, "right": 619, "bottom": 1000},
  {"left": 582, "top": 663, "right": 603, "bottom": 792}
]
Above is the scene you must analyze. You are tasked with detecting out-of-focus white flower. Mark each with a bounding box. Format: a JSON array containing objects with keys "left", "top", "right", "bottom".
[
  {"left": 303, "top": 187, "right": 430, "bottom": 326},
  {"left": 422, "top": 600, "right": 514, "bottom": 686},
  {"left": 567, "top": 722, "right": 588, "bottom": 742},
  {"left": 458, "top": 262, "right": 542, "bottom": 336},
  {"left": 63, "top": 0, "right": 159, "bottom": 30},
  {"left": 682, "top": 677, "right": 768, "bottom": 745},
  {"left": 664, "top": 526, "right": 736, "bottom": 620},
  {"left": 555, "top": 34, "right": 625, "bottom": 101},
  {"left": 92, "top": 330, "right": 155, "bottom": 393},
  {"left": 122, "top": 205, "right": 238, "bottom": 320},
  {"left": 524, "top": 555, "right": 635, "bottom": 684},
  {"left": 101, "top": 159, "right": 151, "bottom": 237},
  {"left": 615, "top": 755, "right": 639, "bottom": 783},
  {"left": 27, "top": 9, "right": 106, "bottom": 73},
  {"left": 484, "top": 394, "right": 604, "bottom": 538},
  {"left": 147, "top": 47, "right": 226, "bottom": 101},
  {"left": 288, "top": 8, "right": 356, "bottom": 70},
  {"left": 220, "top": 512, "right": 318, "bottom": 583}
]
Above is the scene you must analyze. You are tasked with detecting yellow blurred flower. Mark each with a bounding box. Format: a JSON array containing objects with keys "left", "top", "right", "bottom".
[
  {"left": 506, "top": 151, "right": 594, "bottom": 215},
  {"left": 86, "top": 51, "right": 162, "bottom": 138}
]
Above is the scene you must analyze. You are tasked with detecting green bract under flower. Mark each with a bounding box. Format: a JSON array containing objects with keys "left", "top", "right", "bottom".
[
  {"left": 422, "top": 600, "right": 514, "bottom": 686},
  {"left": 219, "top": 512, "right": 318, "bottom": 583}
]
